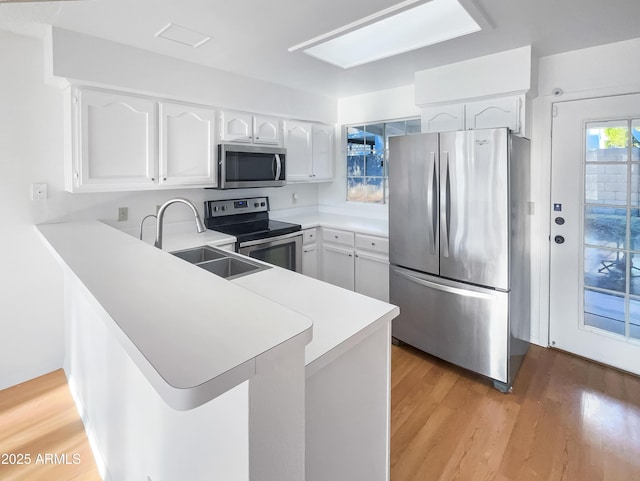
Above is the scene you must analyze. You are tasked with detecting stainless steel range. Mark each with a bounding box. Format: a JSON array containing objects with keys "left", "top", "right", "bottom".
[{"left": 204, "top": 197, "right": 302, "bottom": 272}]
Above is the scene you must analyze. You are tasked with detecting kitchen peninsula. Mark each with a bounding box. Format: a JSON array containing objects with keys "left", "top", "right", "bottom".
[{"left": 37, "top": 220, "right": 398, "bottom": 481}]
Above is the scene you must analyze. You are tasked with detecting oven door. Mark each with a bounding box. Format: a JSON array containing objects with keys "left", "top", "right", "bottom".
[{"left": 238, "top": 232, "right": 302, "bottom": 272}]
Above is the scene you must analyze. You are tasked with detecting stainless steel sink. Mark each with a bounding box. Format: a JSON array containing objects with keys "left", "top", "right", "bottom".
[
  {"left": 170, "top": 245, "right": 270, "bottom": 280},
  {"left": 172, "top": 245, "right": 226, "bottom": 264}
]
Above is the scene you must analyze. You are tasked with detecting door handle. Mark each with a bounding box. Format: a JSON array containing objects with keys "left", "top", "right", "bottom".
[
  {"left": 426, "top": 152, "right": 437, "bottom": 254},
  {"left": 274, "top": 154, "right": 282, "bottom": 180},
  {"left": 554, "top": 235, "right": 565, "bottom": 244},
  {"left": 393, "top": 268, "right": 494, "bottom": 300},
  {"left": 441, "top": 152, "right": 451, "bottom": 258}
]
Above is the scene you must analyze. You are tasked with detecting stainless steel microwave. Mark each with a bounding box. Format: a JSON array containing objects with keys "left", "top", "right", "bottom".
[{"left": 217, "top": 144, "right": 286, "bottom": 189}]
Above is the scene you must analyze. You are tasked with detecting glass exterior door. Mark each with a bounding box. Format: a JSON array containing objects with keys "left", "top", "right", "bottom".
[
  {"left": 583, "top": 119, "right": 640, "bottom": 338},
  {"left": 550, "top": 94, "right": 640, "bottom": 376}
]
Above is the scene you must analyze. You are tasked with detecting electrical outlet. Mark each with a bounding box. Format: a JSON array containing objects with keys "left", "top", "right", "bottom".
[
  {"left": 31, "top": 183, "right": 48, "bottom": 200},
  {"left": 118, "top": 207, "right": 128, "bottom": 222}
]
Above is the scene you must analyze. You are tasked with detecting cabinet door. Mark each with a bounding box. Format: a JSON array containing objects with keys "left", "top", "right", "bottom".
[
  {"left": 77, "top": 89, "right": 157, "bottom": 190},
  {"left": 421, "top": 105, "right": 465, "bottom": 133},
  {"left": 219, "top": 111, "right": 253, "bottom": 142},
  {"left": 321, "top": 244, "right": 355, "bottom": 290},
  {"left": 159, "top": 102, "right": 216, "bottom": 186},
  {"left": 465, "top": 96, "right": 521, "bottom": 132},
  {"left": 253, "top": 115, "right": 281, "bottom": 145},
  {"left": 284, "top": 120, "right": 312, "bottom": 181},
  {"left": 311, "top": 124, "right": 334, "bottom": 180},
  {"left": 302, "top": 243, "right": 319, "bottom": 279},
  {"left": 355, "top": 251, "right": 389, "bottom": 302}
]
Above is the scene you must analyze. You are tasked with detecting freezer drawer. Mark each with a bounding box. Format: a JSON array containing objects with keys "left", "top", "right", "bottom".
[{"left": 390, "top": 266, "right": 509, "bottom": 383}]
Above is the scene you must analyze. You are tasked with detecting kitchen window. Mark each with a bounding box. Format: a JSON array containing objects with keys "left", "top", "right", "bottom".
[{"left": 346, "top": 119, "right": 421, "bottom": 203}]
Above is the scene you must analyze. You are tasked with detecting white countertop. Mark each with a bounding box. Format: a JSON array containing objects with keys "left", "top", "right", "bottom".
[
  {"left": 38, "top": 214, "right": 398, "bottom": 410},
  {"left": 270, "top": 211, "right": 388, "bottom": 237},
  {"left": 232, "top": 263, "right": 398, "bottom": 376},
  {"left": 37, "top": 221, "right": 312, "bottom": 410}
]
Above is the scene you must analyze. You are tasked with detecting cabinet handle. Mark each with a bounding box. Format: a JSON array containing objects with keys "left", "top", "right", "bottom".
[
  {"left": 334, "top": 235, "right": 339, "bottom": 239},
  {"left": 348, "top": 254, "right": 353, "bottom": 257},
  {"left": 151, "top": 177, "right": 155, "bottom": 181},
  {"left": 371, "top": 242, "right": 376, "bottom": 246},
  {"left": 163, "top": 177, "right": 167, "bottom": 181}
]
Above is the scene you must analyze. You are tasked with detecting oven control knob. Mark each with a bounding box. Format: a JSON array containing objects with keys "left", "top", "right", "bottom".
[
  {"left": 221, "top": 206, "right": 227, "bottom": 211},
  {"left": 213, "top": 206, "right": 219, "bottom": 212},
  {"left": 254, "top": 202, "right": 259, "bottom": 208},
  {"left": 260, "top": 202, "right": 266, "bottom": 206}
]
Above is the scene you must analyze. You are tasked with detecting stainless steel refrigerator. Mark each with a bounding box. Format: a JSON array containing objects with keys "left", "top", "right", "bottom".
[{"left": 389, "top": 128, "right": 530, "bottom": 392}]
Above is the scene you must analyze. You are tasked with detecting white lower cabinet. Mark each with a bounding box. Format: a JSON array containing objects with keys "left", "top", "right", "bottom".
[
  {"left": 302, "top": 228, "right": 319, "bottom": 278},
  {"left": 355, "top": 252, "right": 389, "bottom": 302},
  {"left": 321, "top": 244, "right": 355, "bottom": 290},
  {"left": 319, "top": 228, "right": 389, "bottom": 301}
]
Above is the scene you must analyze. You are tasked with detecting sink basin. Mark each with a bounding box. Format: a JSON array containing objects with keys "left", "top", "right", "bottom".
[
  {"left": 172, "top": 245, "right": 226, "bottom": 264},
  {"left": 170, "top": 245, "right": 270, "bottom": 280},
  {"left": 198, "top": 257, "right": 264, "bottom": 278}
]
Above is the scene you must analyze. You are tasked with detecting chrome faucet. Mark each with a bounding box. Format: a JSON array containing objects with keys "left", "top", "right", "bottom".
[{"left": 154, "top": 197, "right": 206, "bottom": 249}]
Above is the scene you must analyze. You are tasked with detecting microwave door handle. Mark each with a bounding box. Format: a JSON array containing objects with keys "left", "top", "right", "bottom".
[{"left": 274, "top": 154, "right": 282, "bottom": 180}]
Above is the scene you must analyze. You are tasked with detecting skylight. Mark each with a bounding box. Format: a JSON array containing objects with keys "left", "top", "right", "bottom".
[{"left": 291, "top": 0, "right": 481, "bottom": 69}]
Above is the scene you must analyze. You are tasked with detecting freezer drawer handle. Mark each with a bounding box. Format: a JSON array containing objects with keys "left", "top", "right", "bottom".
[{"left": 393, "top": 268, "right": 494, "bottom": 300}]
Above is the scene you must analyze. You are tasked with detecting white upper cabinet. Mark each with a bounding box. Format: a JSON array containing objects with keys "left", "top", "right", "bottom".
[
  {"left": 253, "top": 115, "right": 281, "bottom": 145},
  {"left": 74, "top": 89, "right": 157, "bottom": 191},
  {"left": 219, "top": 111, "right": 282, "bottom": 145},
  {"left": 421, "top": 104, "right": 465, "bottom": 133},
  {"left": 465, "top": 96, "right": 521, "bottom": 132},
  {"left": 219, "top": 111, "right": 253, "bottom": 143},
  {"left": 285, "top": 121, "right": 334, "bottom": 182},
  {"left": 420, "top": 95, "right": 524, "bottom": 134},
  {"left": 159, "top": 102, "right": 216, "bottom": 187},
  {"left": 284, "top": 120, "right": 313, "bottom": 181},
  {"left": 311, "top": 124, "right": 334, "bottom": 180}
]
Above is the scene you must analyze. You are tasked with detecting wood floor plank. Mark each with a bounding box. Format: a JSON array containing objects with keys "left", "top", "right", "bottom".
[
  {"left": 391, "top": 344, "right": 640, "bottom": 481},
  {"left": 0, "top": 370, "right": 100, "bottom": 481},
  {"left": 2, "top": 344, "right": 639, "bottom": 481}
]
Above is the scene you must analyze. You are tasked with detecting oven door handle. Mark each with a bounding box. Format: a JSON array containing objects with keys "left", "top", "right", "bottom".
[
  {"left": 274, "top": 154, "right": 282, "bottom": 181},
  {"left": 239, "top": 230, "right": 301, "bottom": 248}
]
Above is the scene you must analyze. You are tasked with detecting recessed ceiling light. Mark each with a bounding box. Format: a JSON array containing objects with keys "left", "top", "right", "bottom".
[
  {"left": 155, "top": 23, "right": 211, "bottom": 48},
  {"left": 290, "top": 0, "right": 482, "bottom": 69}
]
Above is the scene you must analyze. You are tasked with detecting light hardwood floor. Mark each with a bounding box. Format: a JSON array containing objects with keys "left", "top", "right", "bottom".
[
  {"left": 391, "top": 344, "right": 640, "bottom": 481},
  {"left": 1, "top": 346, "right": 639, "bottom": 481},
  {"left": 0, "top": 369, "right": 100, "bottom": 481}
]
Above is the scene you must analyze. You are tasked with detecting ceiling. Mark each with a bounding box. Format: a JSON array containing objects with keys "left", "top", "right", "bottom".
[{"left": 1, "top": 0, "right": 640, "bottom": 98}]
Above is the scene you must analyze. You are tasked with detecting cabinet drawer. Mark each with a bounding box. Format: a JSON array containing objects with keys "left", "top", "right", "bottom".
[
  {"left": 303, "top": 228, "right": 317, "bottom": 245},
  {"left": 355, "top": 233, "right": 388, "bottom": 254},
  {"left": 322, "top": 228, "right": 354, "bottom": 247}
]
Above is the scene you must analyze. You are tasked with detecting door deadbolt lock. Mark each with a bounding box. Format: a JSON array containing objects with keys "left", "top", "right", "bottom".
[
  {"left": 554, "top": 235, "right": 565, "bottom": 244},
  {"left": 554, "top": 217, "right": 565, "bottom": 225}
]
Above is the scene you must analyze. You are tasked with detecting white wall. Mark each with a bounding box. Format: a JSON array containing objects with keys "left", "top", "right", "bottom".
[
  {"left": 0, "top": 28, "right": 335, "bottom": 390},
  {"left": 50, "top": 28, "right": 337, "bottom": 123}
]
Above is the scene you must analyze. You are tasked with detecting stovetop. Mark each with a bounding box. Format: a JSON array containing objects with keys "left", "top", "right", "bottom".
[{"left": 204, "top": 197, "right": 301, "bottom": 243}]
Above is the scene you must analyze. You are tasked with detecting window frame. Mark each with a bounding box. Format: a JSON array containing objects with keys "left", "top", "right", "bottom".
[{"left": 344, "top": 117, "right": 420, "bottom": 204}]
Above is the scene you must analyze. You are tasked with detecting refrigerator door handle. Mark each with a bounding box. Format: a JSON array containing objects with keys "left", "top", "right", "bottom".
[
  {"left": 441, "top": 152, "right": 451, "bottom": 257},
  {"left": 392, "top": 268, "right": 494, "bottom": 300},
  {"left": 426, "top": 152, "right": 437, "bottom": 254}
]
